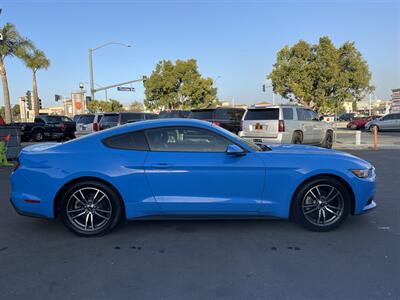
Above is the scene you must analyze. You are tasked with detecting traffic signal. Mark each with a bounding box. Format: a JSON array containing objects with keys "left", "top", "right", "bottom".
[
  {"left": 262, "top": 84, "right": 266, "bottom": 93},
  {"left": 26, "top": 90, "right": 32, "bottom": 110},
  {"left": 38, "top": 98, "right": 42, "bottom": 109},
  {"left": 55, "top": 94, "right": 61, "bottom": 102},
  {"left": 85, "top": 96, "right": 92, "bottom": 105},
  {"left": 142, "top": 75, "right": 148, "bottom": 87}
]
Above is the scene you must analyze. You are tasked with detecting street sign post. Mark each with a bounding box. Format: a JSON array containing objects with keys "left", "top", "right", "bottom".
[{"left": 117, "top": 87, "right": 135, "bottom": 92}]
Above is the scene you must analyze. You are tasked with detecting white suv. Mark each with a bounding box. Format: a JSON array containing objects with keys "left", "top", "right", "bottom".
[{"left": 239, "top": 105, "right": 334, "bottom": 148}]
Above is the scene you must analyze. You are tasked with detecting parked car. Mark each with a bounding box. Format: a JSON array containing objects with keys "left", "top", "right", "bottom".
[
  {"left": 0, "top": 115, "right": 4, "bottom": 125},
  {"left": 159, "top": 110, "right": 190, "bottom": 118},
  {"left": 99, "top": 113, "right": 119, "bottom": 130},
  {"left": 365, "top": 113, "right": 400, "bottom": 132},
  {"left": 346, "top": 116, "right": 379, "bottom": 130},
  {"left": 19, "top": 115, "right": 76, "bottom": 142},
  {"left": 338, "top": 113, "right": 356, "bottom": 121},
  {"left": 117, "top": 112, "right": 158, "bottom": 126},
  {"left": 188, "top": 107, "right": 245, "bottom": 134},
  {"left": 10, "top": 119, "right": 376, "bottom": 236},
  {"left": 74, "top": 113, "right": 103, "bottom": 137},
  {"left": 239, "top": 105, "right": 334, "bottom": 148}
]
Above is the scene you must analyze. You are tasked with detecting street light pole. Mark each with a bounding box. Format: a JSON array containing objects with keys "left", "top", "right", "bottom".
[
  {"left": 88, "top": 42, "right": 131, "bottom": 102},
  {"left": 89, "top": 48, "right": 95, "bottom": 102}
]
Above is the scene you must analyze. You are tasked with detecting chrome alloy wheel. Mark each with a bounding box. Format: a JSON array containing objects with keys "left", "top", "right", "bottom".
[
  {"left": 302, "top": 184, "right": 344, "bottom": 226},
  {"left": 66, "top": 187, "right": 112, "bottom": 232}
]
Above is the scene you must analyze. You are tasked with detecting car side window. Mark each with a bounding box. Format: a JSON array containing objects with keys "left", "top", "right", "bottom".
[
  {"left": 282, "top": 108, "right": 293, "bottom": 120},
  {"left": 308, "top": 110, "right": 318, "bottom": 121},
  {"left": 145, "top": 127, "right": 231, "bottom": 152},
  {"left": 102, "top": 131, "right": 149, "bottom": 151},
  {"left": 34, "top": 117, "right": 45, "bottom": 123},
  {"left": 296, "top": 108, "right": 307, "bottom": 121}
]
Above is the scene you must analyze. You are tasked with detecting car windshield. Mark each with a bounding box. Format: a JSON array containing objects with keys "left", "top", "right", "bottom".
[
  {"left": 212, "top": 125, "right": 265, "bottom": 151},
  {"left": 244, "top": 108, "right": 279, "bottom": 120}
]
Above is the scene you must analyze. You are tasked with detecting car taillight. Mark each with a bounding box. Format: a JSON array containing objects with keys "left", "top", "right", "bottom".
[
  {"left": 13, "top": 159, "right": 20, "bottom": 172},
  {"left": 93, "top": 123, "right": 99, "bottom": 131},
  {"left": 60, "top": 123, "right": 66, "bottom": 131},
  {"left": 212, "top": 121, "right": 221, "bottom": 126},
  {"left": 278, "top": 120, "right": 285, "bottom": 132}
]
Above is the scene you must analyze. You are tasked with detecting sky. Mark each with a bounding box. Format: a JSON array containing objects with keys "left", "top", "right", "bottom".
[{"left": 1, "top": 0, "right": 399, "bottom": 108}]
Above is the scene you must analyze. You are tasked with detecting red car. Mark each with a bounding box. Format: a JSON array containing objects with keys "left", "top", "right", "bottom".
[
  {"left": 0, "top": 115, "right": 4, "bottom": 126},
  {"left": 347, "top": 116, "right": 379, "bottom": 130}
]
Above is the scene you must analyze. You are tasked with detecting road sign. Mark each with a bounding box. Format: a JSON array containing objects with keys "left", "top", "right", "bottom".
[{"left": 117, "top": 87, "right": 135, "bottom": 92}]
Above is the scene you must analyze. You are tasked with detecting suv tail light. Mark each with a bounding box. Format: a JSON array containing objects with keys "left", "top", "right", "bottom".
[
  {"left": 278, "top": 120, "right": 285, "bottom": 132},
  {"left": 93, "top": 123, "right": 99, "bottom": 131},
  {"left": 212, "top": 121, "right": 221, "bottom": 126},
  {"left": 60, "top": 123, "right": 66, "bottom": 131}
]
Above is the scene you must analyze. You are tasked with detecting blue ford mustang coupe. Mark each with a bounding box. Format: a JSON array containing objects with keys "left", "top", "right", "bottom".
[{"left": 10, "top": 119, "right": 376, "bottom": 236}]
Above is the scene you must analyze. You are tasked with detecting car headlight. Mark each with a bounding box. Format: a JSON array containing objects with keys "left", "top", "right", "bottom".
[{"left": 351, "top": 169, "right": 370, "bottom": 178}]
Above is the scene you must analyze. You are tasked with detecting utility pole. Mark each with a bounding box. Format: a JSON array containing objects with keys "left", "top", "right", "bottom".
[{"left": 88, "top": 42, "right": 131, "bottom": 102}]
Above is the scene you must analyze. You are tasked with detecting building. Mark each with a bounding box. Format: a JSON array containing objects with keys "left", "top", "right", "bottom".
[
  {"left": 391, "top": 88, "right": 400, "bottom": 112},
  {"left": 19, "top": 96, "right": 34, "bottom": 122},
  {"left": 63, "top": 92, "right": 86, "bottom": 117},
  {"left": 39, "top": 106, "right": 65, "bottom": 115}
]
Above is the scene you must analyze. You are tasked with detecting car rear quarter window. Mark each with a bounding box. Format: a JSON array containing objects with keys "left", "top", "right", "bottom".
[
  {"left": 282, "top": 108, "right": 293, "bottom": 120},
  {"left": 103, "top": 131, "right": 149, "bottom": 151},
  {"left": 145, "top": 114, "right": 159, "bottom": 120},
  {"left": 145, "top": 127, "right": 230, "bottom": 152},
  {"left": 244, "top": 108, "right": 279, "bottom": 120}
]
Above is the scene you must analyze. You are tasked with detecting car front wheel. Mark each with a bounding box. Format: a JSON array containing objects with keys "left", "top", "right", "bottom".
[
  {"left": 292, "top": 177, "right": 350, "bottom": 231},
  {"left": 59, "top": 181, "right": 123, "bottom": 236}
]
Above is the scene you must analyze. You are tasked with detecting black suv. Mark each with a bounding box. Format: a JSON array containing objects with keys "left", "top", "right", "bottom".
[
  {"left": 188, "top": 107, "right": 245, "bottom": 134},
  {"left": 117, "top": 112, "right": 158, "bottom": 126},
  {"left": 159, "top": 110, "right": 190, "bottom": 118}
]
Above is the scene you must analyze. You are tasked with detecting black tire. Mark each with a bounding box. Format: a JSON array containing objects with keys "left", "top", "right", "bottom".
[
  {"left": 32, "top": 129, "right": 45, "bottom": 142},
  {"left": 292, "top": 176, "right": 350, "bottom": 232},
  {"left": 322, "top": 131, "right": 333, "bottom": 149},
  {"left": 370, "top": 125, "right": 379, "bottom": 133},
  {"left": 59, "top": 181, "right": 123, "bottom": 237},
  {"left": 292, "top": 131, "right": 303, "bottom": 144}
]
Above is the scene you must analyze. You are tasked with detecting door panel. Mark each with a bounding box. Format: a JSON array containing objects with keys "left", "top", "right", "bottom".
[{"left": 144, "top": 151, "right": 265, "bottom": 213}]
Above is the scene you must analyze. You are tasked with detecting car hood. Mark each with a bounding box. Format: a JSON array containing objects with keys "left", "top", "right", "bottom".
[{"left": 263, "top": 143, "right": 370, "bottom": 165}]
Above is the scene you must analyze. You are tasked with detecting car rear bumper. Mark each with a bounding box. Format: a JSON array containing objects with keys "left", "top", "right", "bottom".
[
  {"left": 74, "top": 131, "right": 92, "bottom": 137},
  {"left": 238, "top": 132, "right": 292, "bottom": 144}
]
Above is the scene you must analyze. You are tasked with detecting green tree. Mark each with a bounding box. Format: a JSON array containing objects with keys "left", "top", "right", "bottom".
[
  {"left": 12, "top": 104, "right": 20, "bottom": 120},
  {"left": 0, "top": 23, "right": 34, "bottom": 123},
  {"left": 129, "top": 101, "right": 144, "bottom": 112},
  {"left": 144, "top": 59, "right": 218, "bottom": 110},
  {"left": 20, "top": 49, "right": 50, "bottom": 116},
  {"left": 268, "top": 36, "right": 373, "bottom": 114},
  {"left": 87, "top": 99, "right": 124, "bottom": 113}
]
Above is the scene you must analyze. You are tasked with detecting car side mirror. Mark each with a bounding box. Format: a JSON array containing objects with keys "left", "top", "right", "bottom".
[{"left": 226, "top": 144, "right": 246, "bottom": 156}]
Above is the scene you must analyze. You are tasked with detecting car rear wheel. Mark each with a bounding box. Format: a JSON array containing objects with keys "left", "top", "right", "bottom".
[
  {"left": 322, "top": 131, "right": 333, "bottom": 149},
  {"left": 59, "top": 181, "right": 122, "bottom": 236},
  {"left": 292, "top": 177, "right": 350, "bottom": 231},
  {"left": 32, "top": 130, "right": 44, "bottom": 142},
  {"left": 292, "top": 132, "right": 303, "bottom": 144}
]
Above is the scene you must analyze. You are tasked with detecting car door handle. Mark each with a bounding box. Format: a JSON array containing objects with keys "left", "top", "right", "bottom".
[{"left": 148, "top": 163, "right": 174, "bottom": 169}]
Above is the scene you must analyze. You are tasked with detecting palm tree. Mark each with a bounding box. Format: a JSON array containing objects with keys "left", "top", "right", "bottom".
[
  {"left": 0, "top": 23, "right": 33, "bottom": 123},
  {"left": 20, "top": 49, "right": 50, "bottom": 116}
]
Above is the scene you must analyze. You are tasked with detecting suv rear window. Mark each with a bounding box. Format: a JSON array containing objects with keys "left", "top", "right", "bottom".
[
  {"left": 244, "top": 108, "right": 279, "bottom": 120},
  {"left": 189, "top": 110, "right": 214, "bottom": 120},
  {"left": 120, "top": 113, "right": 142, "bottom": 124},
  {"left": 102, "top": 114, "right": 119, "bottom": 123},
  {"left": 215, "top": 109, "right": 244, "bottom": 120},
  {"left": 77, "top": 115, "right": 95, "bottom": 124}
]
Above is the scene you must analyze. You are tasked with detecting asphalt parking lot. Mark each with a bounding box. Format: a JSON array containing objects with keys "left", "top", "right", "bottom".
[
  {"left": 335, "top": 130, "right": 400, "bottom": 146},
  {"left": 0, "top": 150, "right": 399, "bottom": 300}
]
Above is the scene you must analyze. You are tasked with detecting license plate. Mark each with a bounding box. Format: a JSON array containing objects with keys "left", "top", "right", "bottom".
[{"left": 253, "top": 139, "right": 262, "bottom": 143}]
